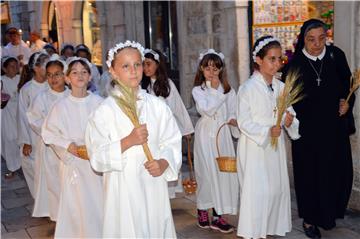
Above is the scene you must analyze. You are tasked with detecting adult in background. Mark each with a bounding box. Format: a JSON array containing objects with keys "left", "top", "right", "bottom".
[
  {"left": 29, "top": 31, "right": 46, "bottom": 53},
  {"left": 2, "top": 27, "right": 31, "bottom": 66},
  {"left": 283, "top": 19, "right": 354, "bottom": 239}
]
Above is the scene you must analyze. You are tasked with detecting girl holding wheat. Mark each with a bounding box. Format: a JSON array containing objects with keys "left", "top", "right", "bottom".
[
  {"left": 236, "top": 36, "right": 301, "bottom": 239},
  {"left": 85, "top": 41, "right": 182, "bottom": 238}
]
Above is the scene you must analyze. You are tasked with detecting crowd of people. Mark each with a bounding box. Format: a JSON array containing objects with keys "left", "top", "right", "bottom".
[{"left": 1, "top": 18, "right": 355, "bottom": 239}]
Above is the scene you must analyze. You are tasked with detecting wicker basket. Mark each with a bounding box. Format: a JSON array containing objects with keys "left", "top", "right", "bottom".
[
  {"left": 215, "top": 123, "right": 237, "bottom": 173},
  {"left": 182, "top": 137, "right": 197, "bottom": 195},
  {"left": 77, "top": 145, "right": 89, "bottom": 160}
]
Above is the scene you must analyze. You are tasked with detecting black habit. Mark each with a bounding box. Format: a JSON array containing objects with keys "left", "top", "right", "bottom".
[{"left": 283, "top": 45, "right": 354, "bottom": 230}]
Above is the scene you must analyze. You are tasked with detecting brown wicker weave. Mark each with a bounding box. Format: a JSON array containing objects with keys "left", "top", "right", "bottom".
[
  {"left": 182, "top": 137, "right": 197, "bottom": 195},
  {"left": 215, "top": 123, "right": 237, "bottom": 173}
]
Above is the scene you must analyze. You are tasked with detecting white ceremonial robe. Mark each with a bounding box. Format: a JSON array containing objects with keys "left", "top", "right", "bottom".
[
  {"left": 236, "top": 71, "right": 300, "bottom": 239},
  {"left": 41, "top": 93, "right": 103, "bottom": 238},
  {"left": 3, "top": 41, "right": 32, "bottom": 65},
  {"left": 148, "top": 78, "right": 194, "bottom": 198},
  {"left": 86, "top": 88, "right": 182, "bottom": 238},
  {"left": 27, "top": 88, "right": 69, "bottom": 220},
  {"left": 1, "top": 75, "right": 21, "bottom": 172},
  {"left": 192, "top": 84, "right": 239, "bottom": 215},
  {"left": 18, "top": 79, "right": 49, "bottom": 198}
]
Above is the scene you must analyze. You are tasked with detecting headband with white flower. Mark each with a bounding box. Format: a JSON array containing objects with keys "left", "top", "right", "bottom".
[
  {"left": 106, "top": 40, "right": 145, "bottom": 68},
  {"left": 66, "top": 56, "right": 92, "bottom": 72},
  {"left": 198, "top": 49, "right": 225, "bottom": 62},
  {"left": 252, "top": 37, "right": 280, "bottom": 63},
  {"left": 32, "top": 50, "right": 49, "bottom": 69},
  {"left": 144, "top": 48, "right": 160, "bottom": 62},
  {"left": 47, "top": 54, "right": 68, "bottom": 73}
]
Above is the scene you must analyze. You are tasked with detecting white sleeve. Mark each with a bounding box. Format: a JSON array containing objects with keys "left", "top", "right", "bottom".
[
  {"left": 156, "top": 103, "right": 182, "bottom": 181},
  {"left": 17, "top": 87, "right": 32, "bottom": 145},
  {"left": 192, "top": 86, "right": 226, "bottom": 117},
  {"left": 237, "top": 85, "right": 271, "bottom": 147},
  {"left": 166, "top": 80, "right": 194, "bottom": 136},
  {"left": 26, "top": 94, "right": 45, "bottom": 136},
  {"left": 226, "top": 88, "right": 241, "bottom": 138},
  {"left": 85, "top": 104, "right": 127, "bottom": 173}
]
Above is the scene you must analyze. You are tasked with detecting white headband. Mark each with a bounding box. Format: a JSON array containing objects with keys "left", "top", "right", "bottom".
[
  {"left": 144, "top": 48, "right": 160, "bottom": 62},
  {"left": 252, "top": 37, "right": 280, "bottom": 62},
  {"left": 66, "top": 56, "right": 92, "bottom": 73},
  {"left": 106, "top": 40, "right": 145, "bottom": 68},
  {"left": 199, "top": 49, "right": 225, "bottom": 62},
  {"left": 32, "top": 50, "right": 49, "bottom": 69},
  {"left": 1, "top": 56, "right": 18, "bottom": 68},
  {"left": 47, "top": 54, "right": 68, "bottom": 73}
]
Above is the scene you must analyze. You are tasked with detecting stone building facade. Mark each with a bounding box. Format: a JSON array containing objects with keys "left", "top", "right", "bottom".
[{"left": 2, "top": 0, "right": 360, "bottom": 211}]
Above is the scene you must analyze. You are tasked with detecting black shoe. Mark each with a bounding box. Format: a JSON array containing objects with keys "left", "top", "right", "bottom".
[
  {"left": 210, "top": 217, "right": 234, "bottom": 233},
  {"left": 303, "top": 221, "right": 321, "bottom": 238},
  {"left": 197, "top": 210, "right": 210, "bottom": 229}
]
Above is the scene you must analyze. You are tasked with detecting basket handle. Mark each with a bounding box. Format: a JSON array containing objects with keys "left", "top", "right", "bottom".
[
  {"left": 186, "top": 137, "right": 195, "bottom": 180},
  {"left": 216, "top": 123, "right": 228, "bottom": 158}
]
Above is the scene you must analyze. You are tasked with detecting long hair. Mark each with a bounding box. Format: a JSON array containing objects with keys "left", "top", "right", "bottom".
[
  {"left": 141, "top": 49, "right": 170, "bottom": 98},
  {"left": 17, "top": 52, "right": 48, "bottom": 91},
  {"left": 193, "top": 53, "right": 230, "bottom": 94}
]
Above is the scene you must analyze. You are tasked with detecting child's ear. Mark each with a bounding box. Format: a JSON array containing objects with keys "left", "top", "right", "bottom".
[
  {"left": 255, "top": 56, "right": 262, "bottom": 66},
  {"left": 65, "top": 76, "right": 71, "bottom": 85}
]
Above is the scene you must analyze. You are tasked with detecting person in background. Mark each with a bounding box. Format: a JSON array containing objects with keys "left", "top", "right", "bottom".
[
  {"left": 2, "top": 27, "right": 31, "bottom": 66},
  {"left": 30, "top": 31, "right": 46, "bottom": 53},
  {"left": 60, "top": 43, "right": 75, "bottom": 61}
]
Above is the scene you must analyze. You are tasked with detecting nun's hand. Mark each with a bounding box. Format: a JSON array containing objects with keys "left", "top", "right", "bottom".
[{"left": 339, "top": 99, "right": 349, "bottom": 116}]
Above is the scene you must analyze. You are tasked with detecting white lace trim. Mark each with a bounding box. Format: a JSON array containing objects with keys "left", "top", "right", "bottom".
[
  {"left": 252, "top": 37, "right": 280, "bottom": 62},
  {"left": 106, "top": 40, "right": 145, "bottom": 68},
  {"left": 198, "top": 49, "right": 225, "bottom": 62}
]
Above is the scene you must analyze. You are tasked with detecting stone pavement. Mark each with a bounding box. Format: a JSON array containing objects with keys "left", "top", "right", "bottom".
[{"left": 1, "top": 159, "right": 360, "bottom": 239}]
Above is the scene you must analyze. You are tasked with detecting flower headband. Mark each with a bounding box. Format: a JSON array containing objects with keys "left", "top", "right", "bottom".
[
  {"left": 252, "top": 37, "right": 280, "bottom": 62},
  {"left": 106, "top": 40, "right": 145, "bottom": 68},
  {"left": 144, "top": 48, "right": 160, "bottom": 62},
  {"left": 198, "top": 49, "right": 225, "bottom": 62},
  {"left": 32, "top": 50, "right": 49, "bottom": 69},
  {"left": 1, "top": 56, "right": 19, "bottom": 68},
  {"left": 47, "top": 54, "right": 68, "bottom": 73},
  {"left": 66, "top": 56, "right": 92, "bottom": 72}
]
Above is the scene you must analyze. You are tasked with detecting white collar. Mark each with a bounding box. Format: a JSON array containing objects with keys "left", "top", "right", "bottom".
[{"left": 302, "top": 47, "right": 326, "bottom": 61}]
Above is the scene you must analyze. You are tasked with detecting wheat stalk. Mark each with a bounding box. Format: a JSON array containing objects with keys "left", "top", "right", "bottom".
[
  {"left": 271, "top": 68, "right": 304, "bottom": 149},
  {"left": 345, "top": 69, "right": 360, "bottom": 104},
  {"left": 111, "top": 79, "right": 153, "bottom": 161}
]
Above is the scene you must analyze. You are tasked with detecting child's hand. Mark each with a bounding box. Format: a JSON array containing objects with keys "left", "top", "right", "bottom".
[
  {"left": 67, "top": 142, "right": 79, "bottom": 157},
  {"left": 121, "top": 124, "right": 148, "bottom": 153},
  {"left": 211, "top": 76, "right": 220, "bottom": 89},
  {"left": 284, "top": 111, "right": 294, "bottom": 127},
  {"left": 144, "top": 159, "right": 169, "bottom": 177},
  {"left": 228, "top": 119, "right": 238, "bottom": 127},
  {"left": 339, "top": 99, "right": 349, "bottom": 116},
  {"left": 270, "top": 126, "right": 281, "bottom": 137},
  {"left": 23, "top": 144, "right": 32, "bottom": 156}
]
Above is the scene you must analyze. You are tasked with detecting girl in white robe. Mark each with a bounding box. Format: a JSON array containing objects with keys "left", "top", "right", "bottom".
[
  {"left": 142, "top": 48, "right": 194, "bottom": 199},
  {"left": 27, "top": 56, "right": 69, "bottom": 221},
  {"left": 236, "top": 36, "right": 300, "bottom": 239},
  {"left": 17, "top": 51, "right": 49, "bottom": 197},
  {"left": 1, "top": 56, "right": 21, "bottom": 177},
  {"left": 192, "top": 49, "right": 239, "bottom": 234},
  {"left": 41, "top": 57, "right": 103, "bottom": 238},
  {"left": 85, "top": 41, "right": 182, "bottom": 238}
]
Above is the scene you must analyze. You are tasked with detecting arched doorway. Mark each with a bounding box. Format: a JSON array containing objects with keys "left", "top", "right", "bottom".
[
  {"left": 82, "top": 0, "right": 102, "bottom": 66},
  {"left": 48, "top": 1, "right": 59, "bottom": 50}
]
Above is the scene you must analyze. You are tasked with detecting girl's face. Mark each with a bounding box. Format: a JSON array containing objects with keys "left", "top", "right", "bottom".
[
  {"left": 201, "top": 61, "right": 221, "bottom": 81},
  {"left": 110, "top": 48, "right": 143, "bottom": 89},
  {"left": 66, "top": 62, "right": 90, "bottom": 89},
  {"left": 256, "top": 47, "right": 282, "bottom": 79},
  {"left": 63, "top": 49, "right": 74, "bottom": 59},
  {"left": 3, "top": 60, "right": 19, "bottom": 78},
  {"left": 143, "top": 58, "right": 158, "bottom": 78},
  {"left": 304, "top": 27, "right": 326, "bottom": 56},
  {"left": 33, "top": 56, "right": 49, "bottom": 83},
  {"left": 46, "top": 64, "right": 65, "bottom": 92}
]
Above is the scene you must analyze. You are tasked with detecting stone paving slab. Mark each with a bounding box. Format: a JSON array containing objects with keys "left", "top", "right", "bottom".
[
  {"left": 1, "top": 229, "right": 31, "bottom": 239},
  {"left": 26, "top": 222, "right": 55, "bottom": 239}
]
